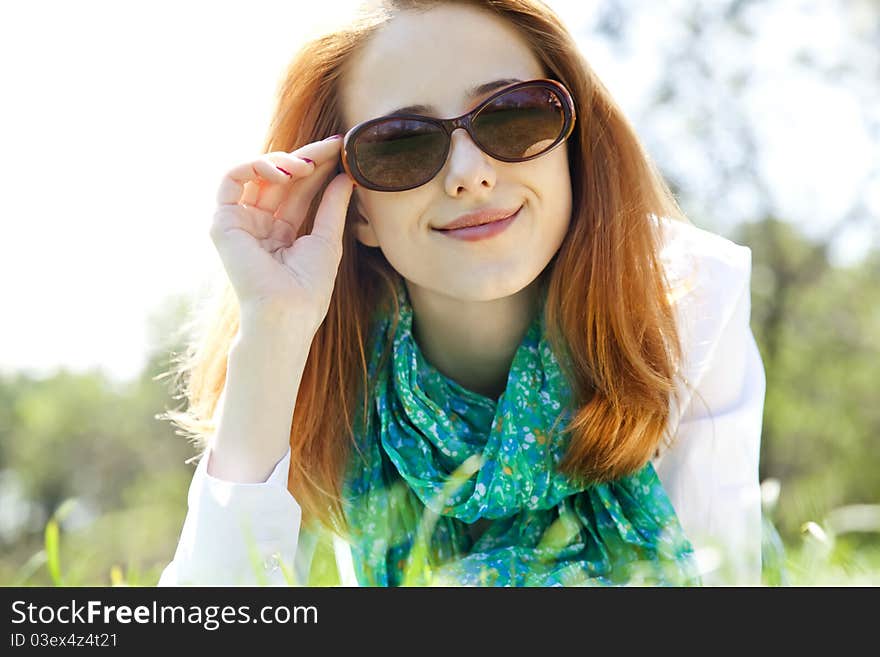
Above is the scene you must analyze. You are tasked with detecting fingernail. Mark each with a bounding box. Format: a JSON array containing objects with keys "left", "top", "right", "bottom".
[
  {"left": 276, "top": 166, "right": 292, "bottom": 176},
  {"left": 323, "top": 134, "right": 343, "bottom": 141},
  {"left": 300, "top": 157, "right": 314, "bottom": 165}
]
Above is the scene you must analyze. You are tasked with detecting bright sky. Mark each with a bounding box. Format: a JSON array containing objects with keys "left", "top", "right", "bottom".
[{"left": 1, "top": 0, "right": 876, "bottom": 383}]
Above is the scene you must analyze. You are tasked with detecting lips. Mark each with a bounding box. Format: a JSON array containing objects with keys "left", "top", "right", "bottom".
[
  {"left": 434, "top": 206, "right": 521, "bottom": 242},
  {"left": 434, "top": 205, "right": 522, "bottom": 231}
]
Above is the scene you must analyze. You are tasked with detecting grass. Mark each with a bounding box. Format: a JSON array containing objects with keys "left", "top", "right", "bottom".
[{"left": 8, "top": 486, "right": 880, "bottom": 587}]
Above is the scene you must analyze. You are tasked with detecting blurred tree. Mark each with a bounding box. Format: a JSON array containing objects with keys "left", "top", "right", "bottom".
[
  {"left": 0, "top": 293, "right": 198, "bottom": 585},
  {"left": 584, "top": 0, "right": 880, "bottom": 541},
  {"left": 735, "top": 218, "right": 880, "bottom": 538}
]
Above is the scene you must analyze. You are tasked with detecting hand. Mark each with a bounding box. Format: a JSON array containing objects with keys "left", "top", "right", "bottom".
[{"left": 209, "top": 136, "right": 355, "bottom": 334}]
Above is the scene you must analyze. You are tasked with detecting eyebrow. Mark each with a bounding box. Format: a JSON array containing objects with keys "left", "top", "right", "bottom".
[{"left": 383, "top": 78, "right": 523, "bottom": 117}]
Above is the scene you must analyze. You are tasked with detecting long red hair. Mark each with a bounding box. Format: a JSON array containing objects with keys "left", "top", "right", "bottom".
[{"left": 158, "top": 0, "right": 697, "bottom": 541}]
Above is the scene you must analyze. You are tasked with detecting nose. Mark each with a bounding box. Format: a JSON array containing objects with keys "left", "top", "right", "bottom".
[{"left": 442, "top": 127, "right": 496, "bottom": 194}]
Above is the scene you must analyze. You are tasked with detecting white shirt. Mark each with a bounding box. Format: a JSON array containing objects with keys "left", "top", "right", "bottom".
[{"left": 158, "top": 216, "right": 766, "bottom": 587}]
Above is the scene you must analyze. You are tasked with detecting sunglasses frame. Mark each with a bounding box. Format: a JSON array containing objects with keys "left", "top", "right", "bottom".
[{"left": 339, "top": 78, "right": 577, "bottom": 192}]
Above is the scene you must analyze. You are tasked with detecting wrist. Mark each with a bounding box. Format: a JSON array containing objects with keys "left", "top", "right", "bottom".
[{"left": 236, "top": 305, "right": 316, "bottom": 348}]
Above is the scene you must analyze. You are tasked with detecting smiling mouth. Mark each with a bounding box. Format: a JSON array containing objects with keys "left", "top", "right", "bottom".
[
  {"left": 433, "top": 206, "right": 523, "bottom": 231},
  {"left": 431, "top": 206, "right": 522, "bottom": 241}
]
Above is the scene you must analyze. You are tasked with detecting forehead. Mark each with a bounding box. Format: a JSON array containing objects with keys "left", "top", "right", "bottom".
[{"left": 341, "top": 5, "right": 547, "bottom": 128}]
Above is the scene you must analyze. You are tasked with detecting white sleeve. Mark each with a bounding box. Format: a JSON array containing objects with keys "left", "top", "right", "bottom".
[
  {"left": 652, "top": 223, "right": 766, "bottom": 586},
  {"left": 157, "top": 445, "right": 312, "bottom": 586}
]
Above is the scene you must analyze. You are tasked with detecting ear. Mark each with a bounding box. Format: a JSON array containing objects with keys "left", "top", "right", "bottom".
[{"left": 352, "top": 198, "right": 380, "bottom": 247}]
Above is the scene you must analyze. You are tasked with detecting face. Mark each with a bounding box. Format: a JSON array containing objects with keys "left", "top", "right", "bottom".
[{"left": 340, "top": 4, "right": 573, "bottom": 302}]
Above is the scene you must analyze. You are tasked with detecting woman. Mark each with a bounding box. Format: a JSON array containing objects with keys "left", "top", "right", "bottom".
[{"left": 157, "top": 0, "right": 766, "bottom": 587}]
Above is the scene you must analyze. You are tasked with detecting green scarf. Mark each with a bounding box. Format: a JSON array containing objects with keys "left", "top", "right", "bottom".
[{"left": 341, "top": 275, "right": 701, "bottom": 587}]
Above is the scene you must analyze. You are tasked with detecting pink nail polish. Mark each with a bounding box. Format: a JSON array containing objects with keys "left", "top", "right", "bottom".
[
  {"left": 301, "top": 157, "right": 314, "bottom": 165},
  {"left": 276, "top": 166, "right": 292, "bottom": 176},
  {"left": 323, "top": 134, "right": 343, "bottom": 141}
]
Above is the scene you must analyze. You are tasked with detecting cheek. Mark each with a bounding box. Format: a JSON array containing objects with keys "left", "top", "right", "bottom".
[
  {"left": 531, "top": 151, "right": 572, "bottom": 214},
  {"left": 533, "top": 154, "right": 573, "bottom": 243},
  {"left": 549, "top": 145, "right": 572, "bottom": 185},
  {"left": 359, "top": 190, "right": 432, "bottom": 237},
  {"left": 525, "top": 143, "right": 570, "bottom": 186}
]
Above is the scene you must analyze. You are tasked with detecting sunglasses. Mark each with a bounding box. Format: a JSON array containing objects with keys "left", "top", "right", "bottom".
[{"left": 339, "top": 78, "right": 576, "bottom": 192}]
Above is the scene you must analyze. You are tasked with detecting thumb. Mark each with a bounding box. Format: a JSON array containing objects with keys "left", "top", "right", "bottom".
[{"left": 310, "top": 174, "right": 356, "bottom": 253}]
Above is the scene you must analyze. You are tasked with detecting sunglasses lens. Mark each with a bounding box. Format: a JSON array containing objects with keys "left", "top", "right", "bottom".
[
  {"left": 353, "top": 119, "right": 446, "bottom": 190},
  {"left": 473, "top": 86, "right": 567, "bottom": 159},
  {"left": 351, "top": 83, "right": 569, "bottom": 190}
]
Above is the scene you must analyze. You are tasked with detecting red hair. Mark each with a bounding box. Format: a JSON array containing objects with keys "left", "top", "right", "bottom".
[{"left": 158, "top": 0, "right": 696, "bottom": 541}]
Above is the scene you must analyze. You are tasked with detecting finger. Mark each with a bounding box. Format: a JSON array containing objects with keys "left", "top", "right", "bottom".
[
  {"left": 217, "top": 157, "right": 290, "bottom": 207},
  {"left": 271, "top": 136, "right": 350, "bottom": 221},
  {"left": 240, "top": 179, "right": 260, "bottom": 208},
  {"left": 216, "top": 154, "right": 314, "bottom": 207},
  {"left": 253, "top": 153, "right": 318, "bottom": 212},
  {"left": 274, "top": 155, "right": 342, "bottom": 230},
  {"left": 309, "top": 174, "right": 356, "bottom": 254},
  {"left": 239, "top": 156, "right": 308, "bottom": 210},
  {"left": 285, "top": 134, "right": 345, "bottom": 165},
  {"left": 273, "top": 139, "right": 351, "bottom": 226}
]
